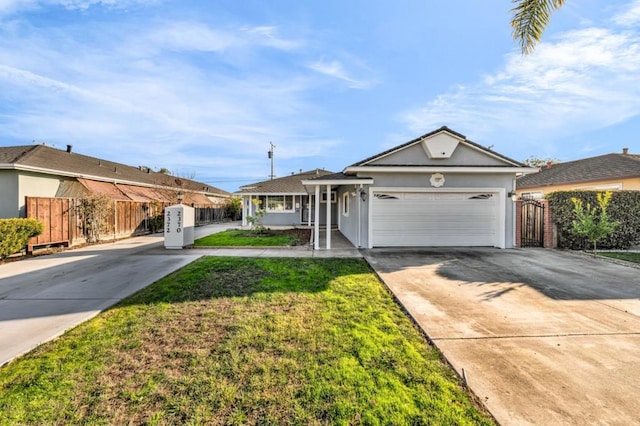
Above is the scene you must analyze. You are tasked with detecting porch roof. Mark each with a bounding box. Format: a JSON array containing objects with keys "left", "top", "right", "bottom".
[{"left": 301, "top": 172, "right": 374, "bottom": 186}]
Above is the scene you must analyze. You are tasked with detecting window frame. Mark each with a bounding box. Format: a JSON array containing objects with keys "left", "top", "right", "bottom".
[
  {"left": 342, "top": 192, "right": 350, "bottom": 216},
  {"left": 265, "top": 195, "right": 295, "bottom": 213},
  {"left": 320, "top": 191, "right": 337, "bottom": 203}
]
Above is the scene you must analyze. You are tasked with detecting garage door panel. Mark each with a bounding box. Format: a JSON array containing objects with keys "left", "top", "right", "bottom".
[{"left": 372, "top": 191, "right": 499, "bottom": 247}]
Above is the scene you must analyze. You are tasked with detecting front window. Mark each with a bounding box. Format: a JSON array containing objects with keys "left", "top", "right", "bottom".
[
  {"left": 266, "top": 195, "right": 294, "bottom": 212},
  {"left": 342, "top": 192, "right": 349, "bottom": 216},
  {"left": 321, "top": 191, "right": 337, "bottom": 203}
]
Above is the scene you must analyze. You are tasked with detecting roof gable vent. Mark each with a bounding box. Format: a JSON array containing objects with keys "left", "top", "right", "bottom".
[{"left": 421, "top": 132, "right": 460, "bottom": 159}]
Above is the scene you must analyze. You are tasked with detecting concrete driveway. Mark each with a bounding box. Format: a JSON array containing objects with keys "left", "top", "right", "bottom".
[{"left": 365, "top": 248, "right": 640, "bottom": 425}]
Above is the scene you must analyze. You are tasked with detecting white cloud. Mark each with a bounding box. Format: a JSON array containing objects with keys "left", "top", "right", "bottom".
[
  {"left": 400, "top": 24, "right": 640, "bottom": 152},
  {"left": 613, "top": 0, "right": 640, "bottom": 26},
  {"left": 142, "top": 23, "right": 303, "bottom": 54},
  {"left": 308, "top": 58, "right": 376, "bottom": 89},
  {"left": 0, "top": 0, "right": 156, "bottom": 16},
  {"left": 242, "top": 26, "right": 303, "bottom": 51},
  {"left": 0, "top": 0, "right": 36, "bottom": 15},
  {"left": 0, "top": 17, "right": 333, "bottom": 180},
  {"left": 146, "top": 22, "right": 239, "bottom": 53}
]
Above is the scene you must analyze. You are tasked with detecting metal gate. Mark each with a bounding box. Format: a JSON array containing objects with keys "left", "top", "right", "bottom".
[{"left": 521, "top": 198, "right": 545, "bottom": 247}]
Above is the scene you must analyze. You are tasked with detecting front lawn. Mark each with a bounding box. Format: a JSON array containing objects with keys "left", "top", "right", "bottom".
[
  {"left": 194, "top": 229, "right": 310, "bottom": 247},
  {"left": 599, "top": 252, "right": 640, "bottom": 264},
  {"left": 0, "top": 257, "right": 493, "bottom": 425}
]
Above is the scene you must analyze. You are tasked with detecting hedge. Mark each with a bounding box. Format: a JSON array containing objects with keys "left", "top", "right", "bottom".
[
  {"left": 547, "top": 190, "right": 640, "bottom": 250},
  {"left": 0, "top": 218, "right": 45, "bottom": 260}
]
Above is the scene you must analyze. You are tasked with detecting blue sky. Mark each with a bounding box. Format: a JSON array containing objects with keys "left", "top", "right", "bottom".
[{"left": 1, "top": 0, "right": 639, "bottom": 192}]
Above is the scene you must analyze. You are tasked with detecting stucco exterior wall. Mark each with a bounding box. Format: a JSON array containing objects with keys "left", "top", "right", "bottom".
[
  {"left": 242, "top": 194, "right": 336, "bottom": 227},
  {"left": 17, "top": 172, "right": 63, "bottom": 217},
  {"left": 517, "top": 177, "right": 640, "bottom": 197},
  {"left": 0, "top": 171, "right": 19, "bottom": 218},
  {"left": 337, "top": 187, "right": 368, "bottom": 248},
  {"left": 351, "top": 172, "right": 517, "bottom": 248}
]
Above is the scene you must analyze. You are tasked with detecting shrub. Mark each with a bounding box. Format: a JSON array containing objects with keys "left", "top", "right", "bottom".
[
  {"left": 225, "top": 197, "right": 242, "bottom": 221},
  {"left": 547, "top": 190, "right": 640, "bottom": 250},
  {"left": 570, "top": 192, "right": 618, "bottom": 254},
  {"left": 0, "top": 218, "right": 45, "bottom": 260},
  {"left": 76, "top": 195, "right": 114, "bottom": 243},
  {"left": 247, "top": 198, "right": 267, "bottom": 234},
  {"left": 149, "top": 214, "right": 164, "bottom": 233}
]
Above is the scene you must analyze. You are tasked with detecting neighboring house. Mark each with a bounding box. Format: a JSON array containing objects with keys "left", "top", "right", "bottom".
[
  {"left": 516, "top": 149, "right": 640, "bottom": 199},
  {"left": 302, "top": 126, "right": 536, "bottom": 249},
  {"left": 236, "top": 169, "right": 335, "bottom": 227},
  {"left": 0, "top": 143, "right": 229, "bottom": 218}
]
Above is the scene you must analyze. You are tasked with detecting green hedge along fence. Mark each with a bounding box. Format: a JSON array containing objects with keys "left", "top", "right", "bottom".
[
  {"left": 0, "top": 218, "right": 44, "bottom": 260},
  {"left": 547, "top": 190, "right": 640, "bottom": 250}
]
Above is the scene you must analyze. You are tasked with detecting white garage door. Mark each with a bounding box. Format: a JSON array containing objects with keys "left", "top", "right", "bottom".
[{"left": 371, "top": 191, "right": 499, "bottom": 247}]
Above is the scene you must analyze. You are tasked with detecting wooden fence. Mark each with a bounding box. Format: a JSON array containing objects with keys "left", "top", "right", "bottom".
[
  {"left": 26, "top": 197, "right": 231, "bottom": 251},
  {"left": 25, "top": 197, "right": 77, "bottom": 251}
]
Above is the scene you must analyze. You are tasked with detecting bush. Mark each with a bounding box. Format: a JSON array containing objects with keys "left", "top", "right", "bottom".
[
  {"left": 0, "top": 218, "right": 45, "bottom": 260},
  {"left": 76, "top": 195, "right": 113, "bottom": 243},
  {"left": 547, "top": 191, "right": 640, "bottom": 250},
  {"left": 149, "top": 214, "right": 164, "bottom": 233},
  {"left": 225, "top": 197, "right": 242, "bottom": 221}
]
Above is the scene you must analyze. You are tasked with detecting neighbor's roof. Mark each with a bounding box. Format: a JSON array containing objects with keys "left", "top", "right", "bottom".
[
  {"left": 236, "top": 169, "right": 334, "bottom": 194},
  {"left": 349, "top": 126, "right": 525, "bottom": 168},
  {"left": 0, "top": 144, "right": 229, "bottom": 196},
  {"left": 301, "top": 171, "right": 375, "bottom": 185},
  {"left": 517, "top": 153, "right": 640, "bottom": 189}
]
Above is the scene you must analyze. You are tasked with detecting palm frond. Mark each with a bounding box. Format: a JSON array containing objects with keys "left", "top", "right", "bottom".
[{"left": 511, "top": 0, "right": 565, "bottom": 55}]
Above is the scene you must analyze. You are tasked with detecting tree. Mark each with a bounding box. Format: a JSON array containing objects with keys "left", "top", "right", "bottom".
[
  {"left": 76, "top": 195, "right": 114, "bottom": 243},
  {"left": 522, "top": 156, "right": 560, "bottom": 167},
  {"left": 246, "top": 199, "right": 266, "bottom": 234},
  {"left": 570, "top": 191, "right": 619, "bottom": 256},
  {"left": 511, "top": 0, "right": 565, "bottom": 55},
  {"left": 225, "top": 197, "right": 243, "bottom": 221}
]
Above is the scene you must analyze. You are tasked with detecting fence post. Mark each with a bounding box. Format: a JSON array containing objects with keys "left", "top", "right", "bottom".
[
  {"left": 515, "top": 199, "right": 522, "bottom": 248},
  {"left": 542, "top": 199, "right": 555, "bottom": 248}
]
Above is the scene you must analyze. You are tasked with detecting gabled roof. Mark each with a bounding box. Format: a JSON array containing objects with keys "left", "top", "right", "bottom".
[
  {"left": 0, "top": 144, "right": 229, "bottom": 197},
  {"left": 349, "top": 126, "right": 525, "bottom": 168},
  {"left": 517, "top": 153, "right": 640, "bottom": 189},
  {"left": 236, "top": 169, "right": 333, "bottom": 194}
]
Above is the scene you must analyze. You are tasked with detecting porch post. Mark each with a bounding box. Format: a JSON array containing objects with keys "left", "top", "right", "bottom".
[
  {"left": 357, "top": 184, "right": 362, "bottom": 248},
  {"left": 242, "top": 196, "right": 248, "bottom": 227},
  {"left": 326, "top": 184, "right": 331, "bottom": 249},
  {"left": 314, "top": 185, "right": 320, "bottom": 250}
]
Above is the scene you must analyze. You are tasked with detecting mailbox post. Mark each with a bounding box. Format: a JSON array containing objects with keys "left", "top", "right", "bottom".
[{"left": 164, "top": 204, "right": 195, "bottom": 249}]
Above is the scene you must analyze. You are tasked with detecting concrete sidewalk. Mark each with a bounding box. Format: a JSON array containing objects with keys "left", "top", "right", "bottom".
[{"left": 0, "top": 223, "right": 360, "bottom": 366}]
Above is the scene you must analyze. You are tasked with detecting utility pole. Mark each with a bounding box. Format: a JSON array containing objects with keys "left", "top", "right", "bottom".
[{"left": 268, "top": 142, "right": 276, "bottom": 180}]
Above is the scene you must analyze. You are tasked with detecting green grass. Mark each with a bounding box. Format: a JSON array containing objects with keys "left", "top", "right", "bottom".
[
  {"left": 194, "top": 229, "right": 308, "bottom": 247},
  {"left": 599, "top": 252, "right": 640, "bottom": 264},
  {"left": 0, "top": 258, "right": 493, "bottom": 425}
]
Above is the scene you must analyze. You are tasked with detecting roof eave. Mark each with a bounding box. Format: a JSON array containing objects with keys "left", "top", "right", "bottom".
[
  {"left": 234, "top": 191, "right": 309, "bottom": 196},
  {"left": 3, "top": 163, "right": 228, "bottom": 196},
  {"left": 517, "top": 174, "right": 640, "bottom": 189},
  {"left": 345, "top": 166, "right": 538, "bottom": 174},
  {"left": 301, "top": 178, "right": 375, "bottom": 186}
]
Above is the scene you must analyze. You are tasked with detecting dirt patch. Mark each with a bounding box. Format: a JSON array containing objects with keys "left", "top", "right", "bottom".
[
  {"left": 278, "top": 228, "right": 311, "bottom": 245},
  {"left": 244, "top": 228, "right": 311, "bottom": 245}
]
